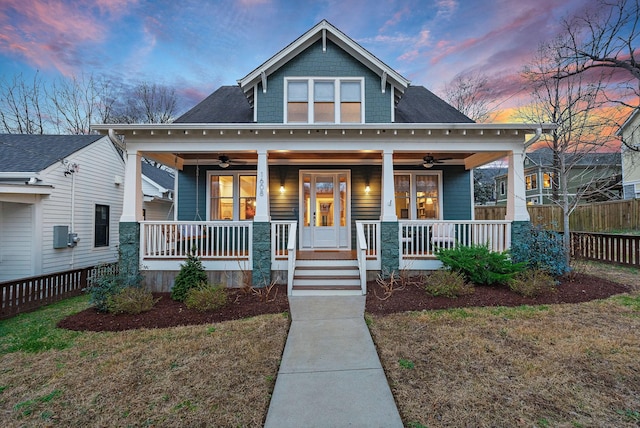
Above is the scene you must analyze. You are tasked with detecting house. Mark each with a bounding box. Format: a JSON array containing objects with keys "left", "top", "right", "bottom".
[
  {"left": 0, "top": 134, "right": 125, "bottom": 282},
  {"left": 93, "top": 20, "right": 554, "bottom": 295},
  {"left": 618, "top": 108, "right": 640, "bottom": 199},
  {"left": 494, "top": 147, "right": 622, "bottom": 205},
  {"left": 141, "top": 162, "right": 175, "bottom": 221}
]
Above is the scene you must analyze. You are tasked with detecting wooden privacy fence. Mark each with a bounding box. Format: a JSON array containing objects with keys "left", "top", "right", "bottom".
[
  {"left": 0, "top": 264, "right": 117, "bottom": 320},
  {"left": 475, "top": 199, "right": 640, "bottom": 232},
  {"left": 570, "top": 232, "right": 640, "bottom": 268}
]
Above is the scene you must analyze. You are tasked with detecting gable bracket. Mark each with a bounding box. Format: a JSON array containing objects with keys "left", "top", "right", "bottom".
[
  {"left": 381, "top": 71, "right": 387, "bottom": 94},
  {"left": 261, "top": 71, "right": 267, "bottom": 94},
  {"left": 322, "top": 28, "right": 326, "bottom": 52}
]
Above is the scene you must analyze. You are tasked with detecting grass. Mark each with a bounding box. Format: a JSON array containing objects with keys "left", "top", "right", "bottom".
[
  {"left": 368, "top": 293, "right": 640, "bottom": 427},
  {"left": 0, "top": 295, "right": 290, "bottom": 427}
]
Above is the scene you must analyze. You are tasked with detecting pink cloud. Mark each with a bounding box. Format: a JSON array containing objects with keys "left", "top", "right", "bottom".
[{"left": 0, "top": 0, "right": 134, "bottom": 76}]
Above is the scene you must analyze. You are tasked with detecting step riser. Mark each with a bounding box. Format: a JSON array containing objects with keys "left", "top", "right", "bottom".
[
  {"left": 294, "top": 269, "right": 359, "bottom": 277},
  {"left": 291, "top": 289, "right": 363, "bottom": 296},
  {"left": 295, "top": 260, "right": 358, "bottom": 268},
  {"left": 294, "top": 280, "right": 361, "bottom": 288}
]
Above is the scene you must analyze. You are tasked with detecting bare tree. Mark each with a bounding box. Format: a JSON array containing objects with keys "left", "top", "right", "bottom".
[
  {"left": 441, "top": 73, "right": 496, "bottom": 122},
  {"left": 112, "top": 82, "right": 177, "bottom": 124},
  {"left": 519, "top": 38, "right": 619, "bottom": 265},
  {"left": 0, "top": 73, "right": 46, "bottom": 134}
]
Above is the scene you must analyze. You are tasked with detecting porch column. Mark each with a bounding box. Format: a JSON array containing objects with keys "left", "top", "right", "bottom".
[
  {"left": 506, "top": 150, "right": 530, "bottom": 222},
  {"left": 380, "top": 149, "right": 399, "bottom": 274},
  {"left": 121, "top": 151, "right": 143, "bottom": 222},
  {"left": 252, "top": 150, "right": 271, "bottom": 286},
  {"left": 254, "top": 150, "right": 270, "bottom": 222},
  {"left": 119, "top": 149, "right": 143, "bottom": 287},
  {"left": 381, "top": 150, "right": 397, "bottom": 222}
]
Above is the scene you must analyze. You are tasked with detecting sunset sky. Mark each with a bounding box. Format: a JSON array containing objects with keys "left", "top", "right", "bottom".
[{"left": 0, "top": 0, "right": 623, "bottom": 119}]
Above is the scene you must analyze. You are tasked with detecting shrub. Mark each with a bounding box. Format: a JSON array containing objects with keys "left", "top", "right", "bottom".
[
  {"left": 184, "top": 283, "right": 228, "bottom": 312},
  {"left": 171, "top": 253, "right": 208, "bottom": 302},
  {"left": 510, "top": 223, "right": 569, "bottom": 277},
  {"left": 106, "top": 287, "right": 158, "bottom": 314},
  {"left": 510, "top": 269, "right": 557, "bottom": 297},
  {"left": 89, "top": 263, "right": 144, "bottom": 312},
  {"left": 435, "top": 244, "right": 525, "bottom": 286},
  {"left": 424, "top": 269, "right": 474, "bottom": 298}
]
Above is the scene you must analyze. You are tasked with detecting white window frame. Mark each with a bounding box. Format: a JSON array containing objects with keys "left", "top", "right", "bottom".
[
  {"left": 393, "top": 171, "right": 444, "bottom": 220},
  {"left": 284, "top": 77, "right": 365, "bottom": 124},
  {"left": 206, "top": 171, "right": 257, "bottom": 221},
  {"left": 499, "top": 180, "right": 506, "bottom": 196},
  {"left": 525, "top": 173, "right": 538, "bottom": 190}
]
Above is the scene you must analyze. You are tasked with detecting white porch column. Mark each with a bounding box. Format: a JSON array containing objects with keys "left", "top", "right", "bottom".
[
  {"left": 254, "top": 150, "right": 270, "bottom": 222},
  {"left": 506, "top": 150, "right": 530, "bottom": 222},
  {"left": 381, "top": 149, "right": 397, "bottom": 222},
  {"left": 121, "top": 150, "right": 142, "bottom": 222}
]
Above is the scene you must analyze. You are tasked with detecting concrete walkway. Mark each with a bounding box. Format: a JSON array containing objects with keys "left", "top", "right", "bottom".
[{"left": 264, "top": 296, "right": 403, "bottom": 428}]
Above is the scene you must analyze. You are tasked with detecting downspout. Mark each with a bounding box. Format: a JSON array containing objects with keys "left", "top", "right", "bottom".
[
  {"left": 108, "top": 128, "right": 125, "bottom": 151},
  {"left": 524, "top": 127, "right": 542, "bottom": 149}
]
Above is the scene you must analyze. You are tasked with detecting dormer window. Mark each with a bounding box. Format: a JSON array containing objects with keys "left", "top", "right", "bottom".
[{"left": 286, "top": 78, "right": 363, "bottom": 124}]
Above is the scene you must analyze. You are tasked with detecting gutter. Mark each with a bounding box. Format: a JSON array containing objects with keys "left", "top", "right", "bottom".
[
  {"left": 108, "top": 128, "right": 125, "bottom": 151},
  {"left": 524, "top": 127, "right": 543, "bottom": 149}
]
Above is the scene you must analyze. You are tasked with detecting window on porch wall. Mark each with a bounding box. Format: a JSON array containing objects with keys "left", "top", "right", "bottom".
[
  {"left": 394, "top": 173, "right": 441, "bottom": 220},
  {"left": 209, "top": 174, "right": 256, "bottom": 220}
]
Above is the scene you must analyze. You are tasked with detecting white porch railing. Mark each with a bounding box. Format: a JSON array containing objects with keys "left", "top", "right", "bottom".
[
  {"left": 141, "top": 221, "right": 252, "bottom": 260},
  {"left": 271, "top": 221, "right": 294, "bottom": 262},
  {"left": 355, "top": 222, "right": 368, "bottom": 295},
  {"left": 286, "top": 223, "right": 298, "bottom": 295},
  {"left": 399, "top": 220, "right": 511, "bottom": 270},
  {"left": 356, "top": 221, "right": 382, "bottom": 270}
]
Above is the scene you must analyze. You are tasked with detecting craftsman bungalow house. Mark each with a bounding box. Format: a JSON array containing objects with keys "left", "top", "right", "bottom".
[{"left": 94, "top": 21, "right": 553, "bottom": 295}]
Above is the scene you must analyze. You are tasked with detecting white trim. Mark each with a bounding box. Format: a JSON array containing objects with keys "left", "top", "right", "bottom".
[{"left": 253, "top": 86, "right": 258, "bottom": 122}]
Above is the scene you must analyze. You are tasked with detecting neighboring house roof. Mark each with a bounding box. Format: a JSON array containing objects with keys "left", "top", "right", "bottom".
[
  {"left": 176, "top": 84, "right": 471, "bottom": 124},
  {"left": 237, "top": 19, "right": 410, "bottom": 108},
  {"left": 175, "top": 86, "right": 253, "bottom": 123},
  {"left": 395, "top": 86, "right": 474, "bottom": 123},
  {"left": 0, "top": 134, "right": 103, "bottom": 173},
  {"left": 141, "top": 162, "right": 174, "bottom": 192},
  {"left": 616, "top": 107, "right": 639, "bottom": 136},
  {"left": 525, "top": 147, "right": 621, "bottom": 167}
]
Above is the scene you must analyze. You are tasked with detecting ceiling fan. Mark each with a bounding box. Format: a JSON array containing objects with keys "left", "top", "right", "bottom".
[
  {"left": 213, "top": 154, "right": 246, "bottom": 169},
  {"left": 422, "top": 155, "right": 450, "bottom": 168}
]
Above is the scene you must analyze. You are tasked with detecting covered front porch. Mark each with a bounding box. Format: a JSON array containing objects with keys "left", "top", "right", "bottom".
[{"left": 94, "top": 122, "right": 550, "bottom": 295}]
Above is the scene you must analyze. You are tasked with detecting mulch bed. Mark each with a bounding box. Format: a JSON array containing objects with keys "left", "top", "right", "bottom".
[{"left": 58, "top": 273, "right": 630, "bottom": 332}]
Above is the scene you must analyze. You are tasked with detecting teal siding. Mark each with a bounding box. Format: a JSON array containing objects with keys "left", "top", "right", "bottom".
[
  {"left": 442, "top": 166, "right": 473, "bottom": 220},
  {"left": 269, "top": 166, "right": 299, "bottom": 221},
  {"left": 257, "top": 39, "right": 392, "bottom": 123}
]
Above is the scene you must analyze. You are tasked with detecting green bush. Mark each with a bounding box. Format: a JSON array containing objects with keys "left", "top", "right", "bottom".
[
  {"left": 510, "top": 223, "right": 569, "bottom": 277},
  {"left": 184, "top": 283, "right": 228, "bottom": 312},
  {"left": 106, "top": 287, "right": 158, "bottom": 314},
  {"left": 424, "top": 269, "right": 474, "bottom": 298},
  {"left": 171, "top": 253, "right": 208, "bottom": 302},
  {"left": 510, "top": 269, "right": 557, "bottom": 297},
  {"left": 435, "top": 244, "right": 525, "bottom": 286}
]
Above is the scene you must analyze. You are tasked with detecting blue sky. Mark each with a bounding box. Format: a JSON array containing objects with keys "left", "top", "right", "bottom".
[{"left": 0, "top": 0, "right": 597, "bottom": 116}]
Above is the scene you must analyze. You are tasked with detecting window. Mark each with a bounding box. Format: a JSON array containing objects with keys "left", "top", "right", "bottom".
[
  {"left": 525, "top": 173, "right": 538, "bottom": 190},
  {"left": 94, "top": 204, "right": 109, "bottom": 247},
  {"left": 394, "top": 172, "right": 442, "bottom": 220},
  {"left": 543, "top": 172, "right": 553, "bottom": 189},
  {"left": 499, "top": 181, "right": 506, "bottom": 196},
  {"left": 208, "top": 173, "right": 256, "bottom": 220},
  {"left": 286, "top": 78, "right": 363, "bottom": 123}
]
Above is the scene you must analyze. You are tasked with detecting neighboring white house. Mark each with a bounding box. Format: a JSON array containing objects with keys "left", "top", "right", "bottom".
[
  {"left": 141, "top": 162, "right": 175, "bottom": 221},
  {"left": 618, "top": 108, "right": 640, "bottom": 199},
  {"left": 0, "top": 134, "right": 125, "bottom": 282}
]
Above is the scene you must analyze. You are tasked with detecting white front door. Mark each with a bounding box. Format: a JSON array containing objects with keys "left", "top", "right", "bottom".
[{"left": 300, "top": 171, "right": 350, "bottom": 249}]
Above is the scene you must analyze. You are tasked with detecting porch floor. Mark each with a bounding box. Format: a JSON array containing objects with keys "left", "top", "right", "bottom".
[{"left": 296, "top": 250, "right": 356, "bottom": 260}]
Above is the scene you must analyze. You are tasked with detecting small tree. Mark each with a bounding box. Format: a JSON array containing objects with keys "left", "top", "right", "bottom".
[
  {"left": 171, "top": 252, "right": 208, "bottom": 302},
  {"left": 441, "top": 72, "right": 497, "bottom": 122}
]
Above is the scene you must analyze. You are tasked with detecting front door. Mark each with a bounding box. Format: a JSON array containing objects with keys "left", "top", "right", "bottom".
[{"left": 300, "top": 171, "right": 349, "bottom": 249}]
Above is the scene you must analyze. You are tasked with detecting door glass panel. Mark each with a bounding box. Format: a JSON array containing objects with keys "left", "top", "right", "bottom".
[
  {"left": 394, "top": 174, "right": 410, "bottom": 219},
  {"left": 303, "top": 175, "right": 311, "bottom": 227},
  {"left": 416, "top": 175, "right": 439, "bottom": 219},
  {"left": 339, "top": 174, "right": 347, "bottom": 226},
  {"left": 315, "top": 176, "right": 334, "bottom": 227}
]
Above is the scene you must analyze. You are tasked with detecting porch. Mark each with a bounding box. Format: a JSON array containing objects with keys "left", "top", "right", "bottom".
[{"left": 139, "top": 219, "right": 511, "bottom": 295}]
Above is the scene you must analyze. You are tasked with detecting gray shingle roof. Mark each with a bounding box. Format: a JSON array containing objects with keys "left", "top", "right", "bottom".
[
  {"left": 526, "top": 147, "right": 621, "bottom": 166},
  {"left": 141, "top": 162, "right": 174, "bottom": 190},
  {"left": 175, "top": 84, "right": 473, "bottom": 124},
  {"left": 395, "top": 86, "right": 475, "bottom": 123},
  {"left": 174, "top": 86, "right": 253, "bottom": 123},
  {"left": 0, "top": 134, "right": 104, "bottom": 172}
]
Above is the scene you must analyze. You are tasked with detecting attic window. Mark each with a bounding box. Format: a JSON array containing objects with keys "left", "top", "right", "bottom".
[{"left": 286, "top": 77, "right": 363, "bottom": 124}]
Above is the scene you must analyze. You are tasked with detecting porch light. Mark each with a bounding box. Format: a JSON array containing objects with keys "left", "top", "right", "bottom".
[
  {"left": 365, "top": 185, "right": 370, "bottom": 195},
  {"left": 280, "top": 185, "right": 286, "bottom": 194}
]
